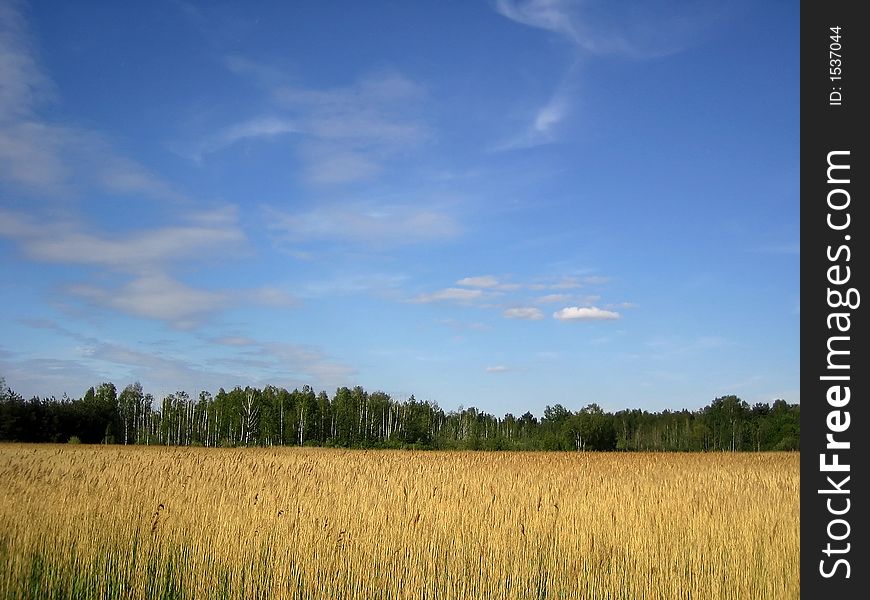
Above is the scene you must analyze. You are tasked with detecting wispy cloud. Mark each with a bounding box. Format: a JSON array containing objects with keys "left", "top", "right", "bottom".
[
  {"left": 495, "top": 0, "right": 578, "bottom": 44},
  {"left": 503, "top": 307, "right": 544, "bottom": 320},
  {"left": 0, "top": 6, "right": 74, "bottom": 192},
  {"left": 0, "top": 353, "right": 105, "bottom": 399},
  {"left": 532, "top": 89, "right": 570, "bottom": 138},
  {"left": 492, "top": 0, "right": 717, "bottom": 150},
  {"left": 413, "top": 271, "right": 618, "bottom": 318},
  {"left": 0, "top": 1, "right": 186, "bottom": 199},
  {"left": 583, "top": 275, "right": 611, "bottom": 285},
  {"left": 280, "top": 70, "right": 430, "bottom": 184},
  {"left": 0, "top": 206, "right": 296, "bottom": 328},
  {"left": 413, "top": 288, "right": 484, "bottom": 304},
  {"left": 265, "top": 203, "right": 460, "bottom": 249},
  {"left": 67, "top": 274, "right": 297, "bottom": 331},
  {"left": 0, "top": 0, "right": 53, "bottom": 120},
  {"left": 529, "top": 276, "right": 584, "bottom": 290},
  {"left": 456, "top": 275, "right": 522, "bottom": 291},
  {"left": 0, "top": 206, "right": 244, "bottom": 271},
  {"left": 494, "top": 0, "right": 714, "bottom": 59},
  {"left": 456, "top": 275, "right": 500, "bottom": 288},
  {"left": 224, "top": 54, "right": 284, "bottom": 86},
  {"left": 537, "top": 275, "right": 609, "bottom": 289},
  {"left": 95, "top": 154, "right": 187, "bottom": 201},
  {"left": 68, "top": 273, "right": 229, "bottom": 330},
  {"left": 492, "top": 79, "right": 577, "bottom": 151},
  {"left": 535, "top": 293, "right": 569, "bottom": 304},
  {"left": 8, "top": 321, "right": 232, "bottom": 397},
  {"left": 245, "top": 286, "right": 298, "bottom": 309},
  {"left": 485, "top": 365, "right": 512, "bottom": 373},
  {"left": 199, "top": 67, "right": 430, "bottom": 184},
  {"left": 298, "top": 273, "right": 408, "bottom": 299},
  {"left": 197, "top": 117, "right": 298, "bottom": 158},
  {"left": 11, "top": 320, "right": 356, "bottom": 396},
  {"left": 211, "top": 336, "right": 257, "bottom": 347},
  {"left": 611, "top": 301, "right": 637, "bottom": 309},
  {"left": 553, "top": 306, "right": 620, "bottom": 321},
  {"left": 210, "top": 336, "right": 356, "bottom": 388}
]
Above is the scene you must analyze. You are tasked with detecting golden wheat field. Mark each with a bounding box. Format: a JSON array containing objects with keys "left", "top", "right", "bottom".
[{"left": 0, "top": 445, "right": 798, "bottom": 599}]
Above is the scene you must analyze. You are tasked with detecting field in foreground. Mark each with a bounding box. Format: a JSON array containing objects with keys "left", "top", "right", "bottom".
[{"left": 0, "top": 446, "right": 798, "bottom": 599}]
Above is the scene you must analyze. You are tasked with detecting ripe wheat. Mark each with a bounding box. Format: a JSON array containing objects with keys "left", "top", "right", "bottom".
[{"left": 0, "top": 445, "right": 799, "bottom": 599}]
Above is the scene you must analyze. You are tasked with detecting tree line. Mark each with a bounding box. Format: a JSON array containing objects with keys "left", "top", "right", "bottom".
[{"left": 0, "top": 378, "right": 799, "bottom": 451}]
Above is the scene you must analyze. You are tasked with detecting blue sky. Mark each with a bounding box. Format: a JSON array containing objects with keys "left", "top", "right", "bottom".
[{"left": 0, "top": 0, "right": 798, "bottom": 416}]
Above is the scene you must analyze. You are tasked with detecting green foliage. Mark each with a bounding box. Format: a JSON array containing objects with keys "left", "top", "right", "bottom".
[{"left": 0, "top": 375, "right": 799, "bottom": 452}]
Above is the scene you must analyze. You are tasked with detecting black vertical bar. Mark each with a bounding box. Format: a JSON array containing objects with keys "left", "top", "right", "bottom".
[{"left": 801, "top": 1, "right": 867, "bottom": 596}]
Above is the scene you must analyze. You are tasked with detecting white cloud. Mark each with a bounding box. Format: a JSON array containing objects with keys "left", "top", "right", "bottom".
[
  {"left": 414, "top": 287, "right": 484, "bottom": 304},
  {"left": 457, "top": 275, "right": 500, "bottom": 288},
  {"left": 486, "top": 365, "right": 512, "bottom": 373},
  {"left": 553, "top": 306, "right": 620, "bottom": 321},
  {"left": 503, "top": 307, "right": 544, "bottom": 320}
]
